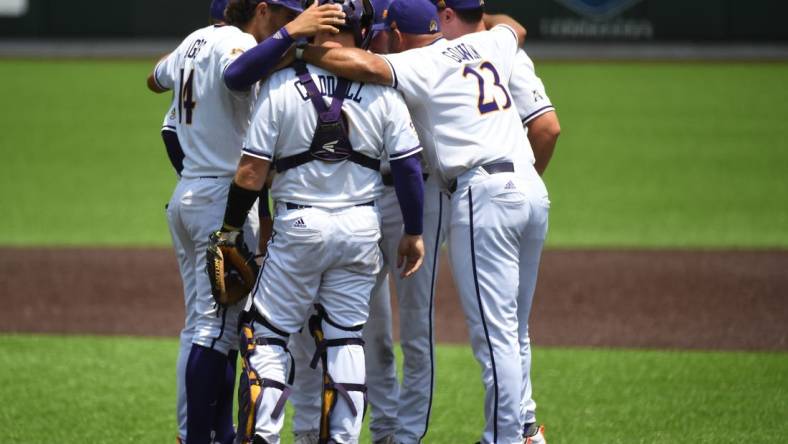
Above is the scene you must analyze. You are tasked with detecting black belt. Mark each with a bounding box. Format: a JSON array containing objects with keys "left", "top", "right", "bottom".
[
  {"left": 448, "top": 162, "right": 514, "bottom": 194},
  {"left": 284, "top": 201, "right": 374, "bottom": 210},
  {"left": 381, "top": 173, "right": 430, "bottom": 187}
]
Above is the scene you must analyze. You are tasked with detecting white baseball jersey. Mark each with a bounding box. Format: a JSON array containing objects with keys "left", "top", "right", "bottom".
[
  {"left": 243, "top": 64, "right": 422, "bottom": 209},
  {"left": 510, "top": 49, "right": 555, "bottom": 127},
  {"left": 380, "top": 25, "right": 531, "bottom": 186},
  {"left": 153, "top": 25, "right": 258, "bottom": 179}
]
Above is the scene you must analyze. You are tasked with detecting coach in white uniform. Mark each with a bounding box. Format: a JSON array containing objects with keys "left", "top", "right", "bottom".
[
  {"left": 146, "top": 1, "right": 346, "bottom": 442},
  {"left": 215, "top": 1, "right": 427, "bottom": 441},
  {"left": 301, "top": 0, "right": 550, "bottom": 442}
]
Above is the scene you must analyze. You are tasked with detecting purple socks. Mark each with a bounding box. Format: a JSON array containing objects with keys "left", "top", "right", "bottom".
[{"left": 186, "top": 345, "right": 239, "bottom": 444}]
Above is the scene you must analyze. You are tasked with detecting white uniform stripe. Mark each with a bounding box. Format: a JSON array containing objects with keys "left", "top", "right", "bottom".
[
  {"left": 521, "top": 106, "right": 555, "bottom": 125},
  {"left": 380, "top": 55, "right": 398, "bottom": 89},
  {"left": 387, "top": 145, "right": 422, "bottom": 161},
  {"left": 242, "top": 147, "right": 273, "bottom": 161}
]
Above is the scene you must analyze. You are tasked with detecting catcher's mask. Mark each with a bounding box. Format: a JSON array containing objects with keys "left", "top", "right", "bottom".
[{"left": 311, "top": 0, "right": 375, "bottom": 49}]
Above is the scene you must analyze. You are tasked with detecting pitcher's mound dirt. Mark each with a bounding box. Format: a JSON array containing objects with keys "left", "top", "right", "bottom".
[{"left": 1, "top": 248, "right": 786, "bottom": 351}]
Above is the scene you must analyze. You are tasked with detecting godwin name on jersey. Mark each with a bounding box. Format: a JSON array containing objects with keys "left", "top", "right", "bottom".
[{"left": 381, "top": 25, "right": 535, "bottom": 187}]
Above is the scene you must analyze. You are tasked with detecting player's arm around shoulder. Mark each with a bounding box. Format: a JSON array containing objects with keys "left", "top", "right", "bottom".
[{"left": 302, "top": 45, "right": 394, "bottom": 86}]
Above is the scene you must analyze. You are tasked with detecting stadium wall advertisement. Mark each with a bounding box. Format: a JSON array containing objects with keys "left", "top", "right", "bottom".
[{"left": 0, "top": 0, "right": 786, "bottom": 40}]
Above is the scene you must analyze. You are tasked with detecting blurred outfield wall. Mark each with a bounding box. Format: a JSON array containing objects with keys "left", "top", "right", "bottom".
[{"left": 0, "top": 0, "right": 787, "bottom": 41}]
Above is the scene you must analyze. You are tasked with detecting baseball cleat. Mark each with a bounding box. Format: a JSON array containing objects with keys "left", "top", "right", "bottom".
[
  {"left": 293, "top": 431, "right": 319, "bottom": 444},
  {"left": 523, "top": 423, "right": 546, "bottom": 444}
]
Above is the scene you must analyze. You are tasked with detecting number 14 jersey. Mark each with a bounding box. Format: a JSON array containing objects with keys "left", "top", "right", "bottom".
[
  {"left": 153, "top": 25, "right": 258, "bottom": 179},
  {"left": 380, "top": 25, "right": 533, "bottom": 187}
]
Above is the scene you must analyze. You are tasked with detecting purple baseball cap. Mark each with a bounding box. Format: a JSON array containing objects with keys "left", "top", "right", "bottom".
[
  {"left": 210, "top": 0, "right": 228, "bottom": 21},
  {"left": 386, "top": 0, "right": 440, "bottom": 35},
  {"left": 433, "top": 0, "right": 485, "bottom": 10},
  {"left": 371, "top": 0, "right": 392, "bottom": 32},
  {"left": 265, "top": 0, "right": 305, "bottom": 13}
]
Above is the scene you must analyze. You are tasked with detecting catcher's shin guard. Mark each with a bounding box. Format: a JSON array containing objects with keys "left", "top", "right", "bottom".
[
  {"left": 308, "top": 306, "right": 368, "bottom": 444},
  {"left": 236, "top": 319, "right": 294, "bottom": 444}
]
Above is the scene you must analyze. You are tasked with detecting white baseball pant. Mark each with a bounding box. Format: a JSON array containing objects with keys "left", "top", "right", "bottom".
[
  {"left": 166, "top": 176, "right": 259, "bottom": 441},
  {"left": 366, "top": 175, "right": 449, "bottom": 443},
  {"left": 447, "top": 165, "right": 548, "bottom": 444},
  {"left": 248, "top": 202, "right": 383, "bottom": 444}
]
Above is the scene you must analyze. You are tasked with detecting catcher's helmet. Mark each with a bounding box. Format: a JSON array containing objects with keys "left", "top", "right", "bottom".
[{"left": 317, "top": 0, "right": 375, "bottom": 49}]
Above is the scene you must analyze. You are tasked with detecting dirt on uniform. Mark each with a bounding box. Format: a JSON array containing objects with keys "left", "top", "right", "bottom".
[{"left": 1, "top": 248, "right": 786, "bottom": 351}]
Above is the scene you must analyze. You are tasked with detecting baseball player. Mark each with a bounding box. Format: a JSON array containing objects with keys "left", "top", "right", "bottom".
[
  {"left": 157, "top": 5, "right": 226, "bottom": 441},
  {"left": 146, "top": 1, "right": 346, "bottom": 443},
  {"left": 361, "top": 2, "right": 450, "bottom": 443},
  {"left": 299, "top": 1, "right": 550, "bottom": 442},
  {"left": 213, "top": 1, "right": 426, "bottom": 442}
]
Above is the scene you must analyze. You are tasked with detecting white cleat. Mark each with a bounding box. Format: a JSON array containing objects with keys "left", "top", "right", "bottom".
[
  {"left": 524, "top": 424, "right": 546, "bottom": 444},
  {"left": 294, "top": 431, "right": 320, "bottom": 444}
]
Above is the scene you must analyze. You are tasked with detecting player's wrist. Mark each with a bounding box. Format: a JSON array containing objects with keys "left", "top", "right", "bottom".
[
  {"left": 274, "top": 22, "right": 299, "bottom": 43},
  {"left": 223, "top": 181, "right": 259, "bottom": 231}
]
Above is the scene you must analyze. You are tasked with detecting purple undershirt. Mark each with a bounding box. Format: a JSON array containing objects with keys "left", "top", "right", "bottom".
[
  {"left": 224, "top": 27, "right": 294, "bottom": 91},
  {"left": 390, "top": 155, "right": 424, "bottom": 235}
]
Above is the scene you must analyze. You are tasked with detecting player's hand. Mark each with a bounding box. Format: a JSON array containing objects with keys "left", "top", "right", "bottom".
[
  {"left": 397, "top": 234, "right": 425, "bottom": 279},
  {"left": 285, "top": 1, "right": 346, "bottom": 39}
]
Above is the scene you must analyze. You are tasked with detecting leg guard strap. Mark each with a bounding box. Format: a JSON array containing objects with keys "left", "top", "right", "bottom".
[
  {"left": 309, "top": 338, "right": 366, "bottom": 370},
  {"left": 324, "top": 381, "right": 368, "bottom": 418},
  {"left": 261, "top": 378, "right": 292, "bottom": 420}
]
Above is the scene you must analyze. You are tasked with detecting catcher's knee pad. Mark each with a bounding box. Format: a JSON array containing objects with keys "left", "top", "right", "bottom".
[
  {"left": 308, "top": 307, "right": 367, "bottom": 444},
  {"left": 236, "top": 318, "right": 294, "bottom": 444}
]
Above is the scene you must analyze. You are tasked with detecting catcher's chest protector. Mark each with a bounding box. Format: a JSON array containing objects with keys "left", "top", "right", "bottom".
[{"left": 274, "top": 62, "right": 380, "bottom": 174}]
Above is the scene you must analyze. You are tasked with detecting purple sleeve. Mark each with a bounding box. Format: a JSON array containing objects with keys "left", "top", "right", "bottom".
[
  {"left": 390, "top": 155, "right": 424, "bottom": 235},
  {"left": 224, "top": 27, "right": 294, "bottom": 91}
]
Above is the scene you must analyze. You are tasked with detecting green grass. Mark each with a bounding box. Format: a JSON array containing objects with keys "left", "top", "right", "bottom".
[
  {"left": 1, "top": 60, "right": 787, "bottom": 247},
  {"left": 0, "top": 60, "right": 177, "bottom": 246},
  {"left": 539, "top": 63, "right": 788, "bottom": 247},
  {"left": 1, "top": 335, "right": 787, "bottom": 443}
]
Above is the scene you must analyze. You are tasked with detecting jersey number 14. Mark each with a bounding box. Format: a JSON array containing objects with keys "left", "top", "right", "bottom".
[{"left": 178, "top": 69, "right": 196, "bottom": 124}]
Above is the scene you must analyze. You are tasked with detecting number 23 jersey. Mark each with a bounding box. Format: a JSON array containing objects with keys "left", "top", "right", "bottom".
[
  {"left": 380, "top": 25, "right": 532, "bottom": 186},
  {"left": 153, "top": 25, "right": 258, "bottom": 179}
]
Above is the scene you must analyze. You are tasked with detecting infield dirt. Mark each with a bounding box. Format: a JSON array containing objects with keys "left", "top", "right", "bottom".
[{"left": 1, "top": 248, "right": 786, "bottom": 351}]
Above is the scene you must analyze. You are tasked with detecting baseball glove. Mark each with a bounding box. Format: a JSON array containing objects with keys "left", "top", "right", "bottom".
[{"left": 206, "top": 230, "right": 260, "bottom": 306}]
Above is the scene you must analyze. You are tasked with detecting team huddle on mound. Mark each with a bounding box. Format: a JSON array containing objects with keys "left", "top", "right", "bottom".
[{"left": 147, "top": 0, "right": 560, "bottom": 443}]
